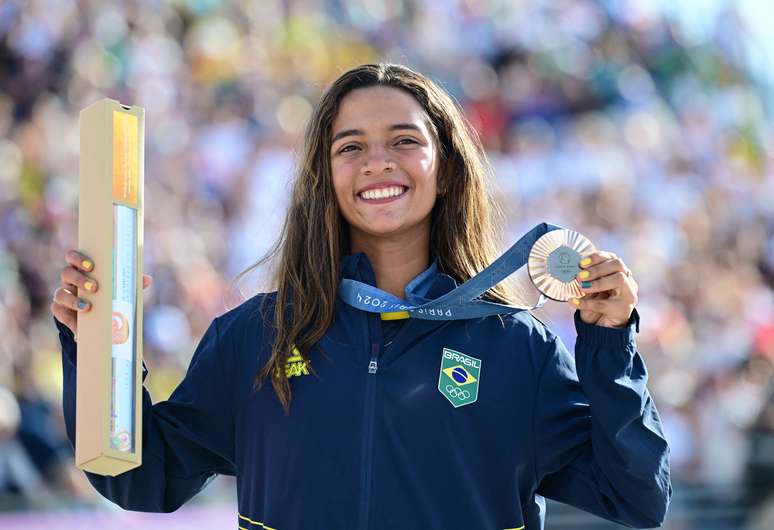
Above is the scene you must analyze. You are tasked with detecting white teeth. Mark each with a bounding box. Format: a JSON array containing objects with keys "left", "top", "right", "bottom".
[{"left": 359, "top": 186, "right": 406, "bottom": 200}]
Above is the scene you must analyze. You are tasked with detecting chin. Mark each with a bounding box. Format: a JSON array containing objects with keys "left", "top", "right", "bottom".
[
  {"left": 364, "top": 225, "right": 407, "bottom": 237},
  {"left": 353, "top": 220, "right": 412, "bottom": 238},
  {"left": 348, "top": 208, "right": 431, "bottom": 240}
]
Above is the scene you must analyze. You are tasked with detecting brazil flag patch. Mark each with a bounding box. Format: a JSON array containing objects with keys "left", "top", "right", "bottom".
[{"left": 438, "top": 347, "right": 481, "bottom": 408}]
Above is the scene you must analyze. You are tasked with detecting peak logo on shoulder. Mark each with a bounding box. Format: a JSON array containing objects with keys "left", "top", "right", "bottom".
[{"left": 438, "top": 348, "right": 481, "bottom": 408}]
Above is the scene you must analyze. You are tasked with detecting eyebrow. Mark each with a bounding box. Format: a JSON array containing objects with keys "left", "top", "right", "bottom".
[{"left": 331, "top": 123, "right": 423, "bottom": 145}]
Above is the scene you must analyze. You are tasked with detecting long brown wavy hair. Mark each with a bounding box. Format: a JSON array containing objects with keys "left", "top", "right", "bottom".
[{"left": 232, "top": 63, "right": 520, "bottom": 413}]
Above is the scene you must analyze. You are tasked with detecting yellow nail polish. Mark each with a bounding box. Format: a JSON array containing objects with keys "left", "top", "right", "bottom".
[
  {"left": 578, "top": 270, "right": 590, "bottom": 280},
  {"left": 579, "top": 257, "right": 592, "bottom": 267},
  {"left": 84, "top": 281, "right": 95, "bottom": 291},
  {"left": 571, "top": 298, "right": 580, "bottom": 306},
  {"left": 82, "top": 260, "right": 93, "bottom": 270}
]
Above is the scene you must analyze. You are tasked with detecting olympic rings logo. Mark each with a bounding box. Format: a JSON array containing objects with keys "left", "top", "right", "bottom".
[{"left": 445, "top": 384, "right": 471, "bottom": 400}]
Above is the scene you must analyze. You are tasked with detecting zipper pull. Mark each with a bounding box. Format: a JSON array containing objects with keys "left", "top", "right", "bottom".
[{"left": 368, "top": 343, "right": 379, "bottom": 374}]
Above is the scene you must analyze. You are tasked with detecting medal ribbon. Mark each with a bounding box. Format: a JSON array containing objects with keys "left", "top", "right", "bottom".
[{"left": 338, "top": 222, "right": 564, "bottom": 320}]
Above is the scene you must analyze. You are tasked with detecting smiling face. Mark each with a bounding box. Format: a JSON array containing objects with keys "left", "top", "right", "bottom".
[{"left": 330, "top": 86, "right": 440, "bottom": 246}]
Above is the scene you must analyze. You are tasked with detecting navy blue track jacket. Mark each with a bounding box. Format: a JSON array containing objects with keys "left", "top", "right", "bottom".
[{"left": 55, "top": 252, "right": 671, "bottom": 529}]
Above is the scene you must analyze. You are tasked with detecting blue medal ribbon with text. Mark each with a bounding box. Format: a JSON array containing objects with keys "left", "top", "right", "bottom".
[{"left": 338, "top": 222, "right": 564, "bottom": 320}]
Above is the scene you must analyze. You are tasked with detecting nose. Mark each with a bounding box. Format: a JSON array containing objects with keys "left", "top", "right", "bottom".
[{"left": 361, "top": 147, "right": 394, "bottom": 175}]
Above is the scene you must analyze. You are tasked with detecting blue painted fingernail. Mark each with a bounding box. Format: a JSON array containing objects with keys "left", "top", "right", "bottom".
[
  {"left": 78, "top": 300, "right": 89, "bottom": 310},
  {"left": 581, "top": 281, "right": 592, "bottom": 289}
]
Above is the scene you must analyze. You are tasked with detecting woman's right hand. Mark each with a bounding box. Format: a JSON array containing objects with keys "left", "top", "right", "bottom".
[{"left": 51, "top": 250, "right": 152, "bottom": 341}]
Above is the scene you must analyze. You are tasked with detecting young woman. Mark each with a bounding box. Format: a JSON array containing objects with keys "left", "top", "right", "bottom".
[{"left": 52, "top": 63, "right": 671, "bottom": 530}]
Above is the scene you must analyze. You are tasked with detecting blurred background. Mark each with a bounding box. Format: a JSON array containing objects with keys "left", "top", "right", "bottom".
[{"left": 1, "top": 0, "right": 773, "bottom": 528}]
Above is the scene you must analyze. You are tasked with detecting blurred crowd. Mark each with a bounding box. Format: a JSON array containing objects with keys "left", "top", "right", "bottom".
[{"left": 0, "top": 0, "right": 772, "bottom": 528}]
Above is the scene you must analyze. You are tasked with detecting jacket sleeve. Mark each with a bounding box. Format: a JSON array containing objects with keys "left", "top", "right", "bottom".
[
  {"left": 533, "top": 309, "right": 672, "bottom": 528},
  {"left": 54, "top": 315, "right": 236, "bottom": 512}
]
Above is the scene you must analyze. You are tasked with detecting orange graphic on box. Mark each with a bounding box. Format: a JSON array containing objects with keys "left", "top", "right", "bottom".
[
  {"left": 112, "top": 311, "right": 130, "bottom": 344},
  {"left": 112, "top": 111, "right": 138, "bottom": 207}
]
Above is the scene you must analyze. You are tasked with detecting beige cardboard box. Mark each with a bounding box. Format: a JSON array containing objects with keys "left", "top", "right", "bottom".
[{"left": 76, "top": 98, "right": 144, "bottom": 476}]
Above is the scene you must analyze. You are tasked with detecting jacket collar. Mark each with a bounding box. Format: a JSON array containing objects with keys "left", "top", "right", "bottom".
[{"left": 340, "top": 252, "right": 458, "bottom": 305}]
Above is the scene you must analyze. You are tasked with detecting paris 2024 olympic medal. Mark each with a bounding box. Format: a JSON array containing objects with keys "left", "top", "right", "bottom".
[{"left": 528, "top": 229, "right": 596, "bottom": 302}]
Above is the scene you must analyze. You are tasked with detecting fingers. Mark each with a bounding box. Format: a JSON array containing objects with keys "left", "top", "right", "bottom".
[
  {"left": 569, "top": 250, "right": 637, "bottom": 305},
  {"left": 65, "top": 250, "right": 95, "bottom": 273},
  {"left": 577, "top": 251, "right": 622, "bottom": 275},
  {"left": 579, "top": 271, "right": 635, "bottom": 298},
  {"left": 52, "top": 250, "right": 99, "bottom": 339},
  {"left": 51, "top": 301, "right": 78, "bottom": 339},
  {"left": 54, "top": 251, "right": 152, "bottom": 340},
  {"left": 53, "top": 285, "right": 91, "bottom": 313},
  {"left": 51, "top": 286, "right": 88, "bottom": 341},
  {"left": 61, "top": 265, "right": 99, "bottom": 294},
  {"left": 575, "top": 252, "right": 637, "bottom": 300},
  {"left": 571, "top": 295, "right": 632, "bottom": 315}
]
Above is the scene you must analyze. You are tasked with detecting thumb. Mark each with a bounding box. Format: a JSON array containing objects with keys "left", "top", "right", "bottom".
[{"left": 142, "top": 274, "right": 153, "bottom": 290}]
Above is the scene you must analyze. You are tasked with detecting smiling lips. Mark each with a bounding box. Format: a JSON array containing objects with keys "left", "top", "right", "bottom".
[{"left": 357, "top": 185, "right": 408, "bottom": 203}]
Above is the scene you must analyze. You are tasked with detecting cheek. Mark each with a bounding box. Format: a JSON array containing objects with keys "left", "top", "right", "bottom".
[
  {"left": 330, "top": 163, "right": 355, "bottom": 210},
  {"left": 409, "top": 150, "right": 438, "bottom": 193}
]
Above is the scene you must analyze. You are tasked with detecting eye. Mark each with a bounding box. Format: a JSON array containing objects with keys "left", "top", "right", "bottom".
[
  {"left": 396, "top": 138, "right": 418, "bottom": 145},
  {"left": 339, "top": 144, "right": 360, "bottom": 153}
]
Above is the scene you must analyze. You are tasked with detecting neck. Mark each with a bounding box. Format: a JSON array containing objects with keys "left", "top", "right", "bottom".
[{"left": 350, "top": 227, "right": 430, "bottom": 300}]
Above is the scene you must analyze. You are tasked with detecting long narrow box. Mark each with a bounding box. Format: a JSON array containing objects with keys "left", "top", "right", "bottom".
[{"left": 77, "top": 98, "right": 145, "bottom": 476}]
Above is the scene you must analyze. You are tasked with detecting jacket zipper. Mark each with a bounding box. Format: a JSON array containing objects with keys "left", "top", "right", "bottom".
[{"left": 358, "top": 337, "right": 380, "bottom": 530}]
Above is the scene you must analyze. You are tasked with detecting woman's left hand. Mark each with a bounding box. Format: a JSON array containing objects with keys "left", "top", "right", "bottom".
[{"left": 570, "top": 251, "right": 638, "bottom": 328}]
